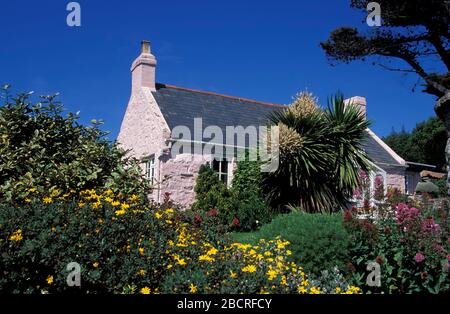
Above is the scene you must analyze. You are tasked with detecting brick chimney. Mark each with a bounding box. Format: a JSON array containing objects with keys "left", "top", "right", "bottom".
[
  {"left": 344, "top": 96, "right": 366, "bottom": 118},
  {"left": 131, "top": 40, "right": 157, "bottom": 92}
]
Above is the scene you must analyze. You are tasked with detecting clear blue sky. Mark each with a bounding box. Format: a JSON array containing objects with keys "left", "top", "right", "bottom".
[{"left": 0, "top": 0, "right": 438, "bottom": 140}]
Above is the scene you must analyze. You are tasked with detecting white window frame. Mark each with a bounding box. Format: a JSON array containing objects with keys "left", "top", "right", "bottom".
[
  {"left": 144, "top": 156, "right": 156, "bottom": 185},
  {"left": 211, "top": 158, "right": 232, "bottom": 187}
]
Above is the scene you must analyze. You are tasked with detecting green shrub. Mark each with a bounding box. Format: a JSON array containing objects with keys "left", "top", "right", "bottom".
[
  {"left": 415, "top": 181, "right": 440, "bottom": 197},
  {"left": 0, "top": 86, "right": 150, "bottom": 203},
  {"left": 230, "top": 212, "right": 351, "bottom": 276},
  {"left": 191, "top": 162, "right": 272, "bottom": 232},
  {"left": 431, "top": 176, "right": 448, "bottom": 197}
]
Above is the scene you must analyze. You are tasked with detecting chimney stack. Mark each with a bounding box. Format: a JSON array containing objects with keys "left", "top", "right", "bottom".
[
  {"left": 131, "top": 40, "right": 157, "bottom": 92},
  {"left": 344, "top": 96, "right": 366, "bottom": 118}
]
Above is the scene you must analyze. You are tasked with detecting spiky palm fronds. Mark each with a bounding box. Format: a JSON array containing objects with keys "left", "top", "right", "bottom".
[{"left": 263, "top": 92, "right": 371, "bottom": 213}]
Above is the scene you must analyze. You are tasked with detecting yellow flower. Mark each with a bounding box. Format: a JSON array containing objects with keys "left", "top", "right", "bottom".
[
  {"left": 242, "top": 265, "right": 257, "bottom": 273},
  {"left": 92, "top": 261, "right": 99, "bottom": 268},
  {"left": 335, "top": 287, "right": 342, "bottom": 294},
  {"left": 138, "top": 269, "right": 146, "bottom": 276},
  {"left": 189, "top": 283, "right": 198, "bottom": 293},
  {"left": 165, "top": 219, "right": 173, "bottom": 224},
  {"left": 9, "top": 229, "right": 23, "bottom": 241},
  {"left": 140, "top": 287, "right": 151, "bottom": 294},
  {"left": 267, "top": 269, "right": 277, "bottom": 281},
  {"left": 121, "top": 203, "right": 130, "bottom": 210},
  {"left": 229, "top": 271, "right": 238, "bottom": 279},
  {"left": 43, "top": 197, "right": 53, "bottom": 204},
  {"left": 206, "top": 247, "right": 218, "bottom": 255},
  {"left": 297, "top": 286, "right": 307, "bottom": 294},
  {"left": 111, "top": 201, "right": 120, "bottom": 207},
  {"left": 130, "top": 194, "right": 139, "bottom": 202},
  {"left": 28, "top": 188, "right": 37, "bottom": 193},
  {"left": 25, "top": 198, "right": 32, "bottom": 203},
  {"left": 115, "top": 209, "right": 126, "bottom": 216},
  {"left": 165, "top": 208, "right": 174, "bottom": 215},
  {"left": 281, "top": 275, "right": 287, "bottom": 286},
  {"left": 46, "top": 275, "right": 54, "bottom": 285},
  {"left": 199, "top": 255, "right": 215, "bottom": 263},
  {"left": 139, "top": 247, "right": 145, "bottom": 255},
  {"left": 309, "top": 286, "right": 322, "bottom": 294},
  {"left": 51, "top": 226, "right": 56, "bottom": 232},
  {"left": 155, "top": 212, "right": 163, "bottom": 219}
]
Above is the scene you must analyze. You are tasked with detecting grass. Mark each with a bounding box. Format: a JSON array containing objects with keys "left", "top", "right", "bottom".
[{"left": 229, "top": 212, "right": 350, "bottom": 277}]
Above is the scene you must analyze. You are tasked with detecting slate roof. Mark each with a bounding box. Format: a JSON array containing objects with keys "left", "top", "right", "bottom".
[{"left": 152, "top": 83, "right": 405, "bottom": 167}]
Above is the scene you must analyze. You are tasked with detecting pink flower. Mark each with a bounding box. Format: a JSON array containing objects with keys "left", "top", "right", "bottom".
[
  {"left": 414, "top": 252, "right": 425, "bottom": 263},
  {"left": 353, "top": 188, "right": 361, "bottom": 199},
  {"left": 375, "top": 175, "right": 383, "bottom": 186},
  {"left": 232, "top": 217, "right": 240, "bottom": 226},
  {"left": 421, "top": 217, "right": 440, "bottom": 233},
  {"left": 447, "top": 254, "right": 450, "bottom": 262}
]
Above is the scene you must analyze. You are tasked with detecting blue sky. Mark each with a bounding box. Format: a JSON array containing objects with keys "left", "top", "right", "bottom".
[{"left": 0, "top": 0, "right": 439, "bottom": 140}]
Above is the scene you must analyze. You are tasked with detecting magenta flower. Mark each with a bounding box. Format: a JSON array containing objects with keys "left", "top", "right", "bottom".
[{"left": 414, "top": 252, "right": 425, "bottom": 263}]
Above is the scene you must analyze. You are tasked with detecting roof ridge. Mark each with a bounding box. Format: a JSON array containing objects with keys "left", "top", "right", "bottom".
[{"left": 156, "top": 83, "right": 288, "bottom": 109}]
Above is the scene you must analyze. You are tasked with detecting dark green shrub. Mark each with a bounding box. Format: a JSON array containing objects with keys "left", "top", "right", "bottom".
[
  {"left": 415, "top": 181, "right": 440, "bottom": 197},
  {"left": 0, "top": 86, "right": 149, "bottom": 203},
  {"left": 431, "top": 176, "right": 448, "bottom": 197},
  {"left": 191, "top": 161, "right": 272, "bottom": 232},
  {"left": 230, "top": 212, "right": 351, "bottom": 276}
]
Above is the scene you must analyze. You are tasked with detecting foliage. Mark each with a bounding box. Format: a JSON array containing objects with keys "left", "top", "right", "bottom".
[
  {"left": 320, "top": 0, "right": 449, "bottom": 102},
  {"left": 345, "top": 200, "right": 450, "bottom": 294},
  {"left": 263, "top": 92, "right": 371, "bottom": 213},
  {"left": 383, "top": 117, "right": 447, "bottom": 171},
  {"left": 0, "top": 87, "right": 150, "bottom": 203},
  {"left": 0, "top": 189, "right": 360, "bottom": 294},
  {"left": 230, "top": 212, "right": 351, "bottom": 277},
  {"left": 191, "top": 162, "right": 272, "bottom": 232},
  {"left": 431, "top": 176, "right": 449, "bottom": 197},
  {"left": 415, "top": 181, "right": 440, "bottom": 197}
]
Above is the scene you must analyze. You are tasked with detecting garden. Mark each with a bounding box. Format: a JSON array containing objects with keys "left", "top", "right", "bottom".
[{"left": 0, "top": 86, "right": 449, "bottom": 294}]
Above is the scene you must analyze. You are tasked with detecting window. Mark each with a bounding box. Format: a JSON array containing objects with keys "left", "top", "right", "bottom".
[
  {"left": 405, "top": 174, "right": 415, "bottom": 195},
  {"left": 144, "top": 156, "right": 155, "bottom": 185},
  {"left": 212, "top": 159, "right": 229, "bottom": 185}
]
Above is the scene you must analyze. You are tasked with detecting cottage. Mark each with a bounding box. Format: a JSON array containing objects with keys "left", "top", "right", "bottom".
[{"left": 118, "top": 41, "right": 415, "bottom": 206}]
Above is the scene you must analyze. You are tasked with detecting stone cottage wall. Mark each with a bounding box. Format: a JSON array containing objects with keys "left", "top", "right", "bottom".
[
  {"left": 158, "top": 153, "right": 212, "bottom": 207},
  {"left": 385, "top": 166, "right": 406, "bottom": 193}
]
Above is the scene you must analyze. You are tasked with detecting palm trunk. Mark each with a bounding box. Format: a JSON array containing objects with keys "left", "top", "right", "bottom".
[{"left": 435, "top": 92, "right": 450, "bottom": 196}]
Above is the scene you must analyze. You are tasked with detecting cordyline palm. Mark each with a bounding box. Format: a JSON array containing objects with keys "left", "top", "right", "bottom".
[{"left": 263, "top": 92, "right": 371, "bottom": 213}]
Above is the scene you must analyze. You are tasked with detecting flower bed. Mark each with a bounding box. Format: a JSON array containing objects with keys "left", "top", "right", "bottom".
[{"left": 0, "top": 189, "right": 360, "bottom": 294}]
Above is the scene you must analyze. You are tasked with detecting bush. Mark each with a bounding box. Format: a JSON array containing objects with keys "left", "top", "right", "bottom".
[
  {"left": 230, "top": 212, "right": 351, "bottom": 277},
  {"left": 344, "top": 201, "right": 450, "bottom": 294},
  {"left": 415, "top": 181, "right": 440, "bottom": 197},
  {"left": 431, "top": 176, "right": 448, "bottom": 197},
  {"left": 0, "top": 189, "right": 360, "bottom": 294},
  {"left": 0, "top": 87, "right": 150, "bottom": 203},
  {"left": 191, "top": 162, "right": 272, "bottom": 232}
]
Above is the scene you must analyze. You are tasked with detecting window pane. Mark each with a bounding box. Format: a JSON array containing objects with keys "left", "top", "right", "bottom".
[
  {"left": 213, "top": 159, "right": 220, "bottom": 172},
  {"left": 221, "top": 174, "right": 227, "bottom": 183},
  {"left": 221, "top": 160, "right": 228, "bottom": 173}
]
